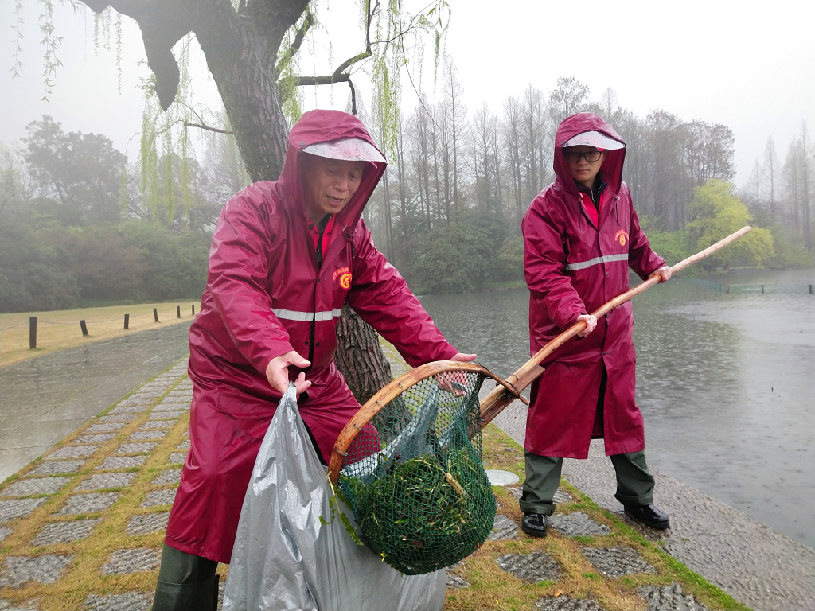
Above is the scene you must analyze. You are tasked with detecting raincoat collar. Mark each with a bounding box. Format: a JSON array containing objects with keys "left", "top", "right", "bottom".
[
  {"left": 553, "top": 113, "right": 625, "bottom": 198},
  {"left": 279, "top": 110, "right": 387, "bottom": 233}
]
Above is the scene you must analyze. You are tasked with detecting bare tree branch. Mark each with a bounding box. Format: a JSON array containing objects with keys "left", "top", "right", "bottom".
[
  {"left": 184, "top": 122, "right": 233, "bottom": 135},
  {"left": 348, "top": 78, "right": 357, "bottom": 116},
  {"left": 293, "top": 74, "right": 350, "bottom": 86}
]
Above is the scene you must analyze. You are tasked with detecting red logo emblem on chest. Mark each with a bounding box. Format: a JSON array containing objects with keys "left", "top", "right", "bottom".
[
  {"left": 333, "top": 266, "right": 352, "bottom": 289},
  {"left": 615, "top": 230, "right": 629, "bottom": 247}
]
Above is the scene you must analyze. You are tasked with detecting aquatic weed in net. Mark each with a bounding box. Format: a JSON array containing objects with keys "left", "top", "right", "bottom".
[{"left": 337, "top": 371, "right": 497, "bottom": 574}]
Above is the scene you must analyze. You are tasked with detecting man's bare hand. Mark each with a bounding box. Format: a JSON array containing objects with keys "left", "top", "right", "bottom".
[
  {"left": 265, "top": 351, "right": 311, "bottom": 395},
  {"left": 576, "top": 314, "right": 597, "bottom": 337},
  {"left": 650, "top": 266, "right": 672, "bottom": 283},
  {"left": 436, "top": 353, "right": 477, "bottom": 396}
]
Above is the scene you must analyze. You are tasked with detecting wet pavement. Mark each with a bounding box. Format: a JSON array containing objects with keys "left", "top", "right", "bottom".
[
  {"left": 1, "top": 323, "right": 192, "bottom": 483},
  {"left": 0, "top": 333, "right": 813, "bottom": 610}
]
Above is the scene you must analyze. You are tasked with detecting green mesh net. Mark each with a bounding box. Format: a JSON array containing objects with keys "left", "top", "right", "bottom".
[{"left": 337, "top": 370, "right": 497, "bottom": 575}]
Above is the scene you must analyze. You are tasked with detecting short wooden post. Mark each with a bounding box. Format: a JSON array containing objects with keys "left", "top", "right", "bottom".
[
  {"left": 79, "top": 320, "right": 89, "bottom": 336},
  {"left": 124, "top": 314, "right": 130, "bottom": 329},
  {"left": 810, "top": 284, "right": 813, "bottom": 295},
  {"left": 192, "top": 304, "right": 195, "bottom": 315},
  {"left": 761, "top": 285, "right": 764, "bottom": 294},
  {"left": 726, "top": 285, "right": 730, "bottom": 294},
  {"left": 177, "top": 305, "right": 181, "bottom": 318},
  {"left": 154, "top": 308, "right": 159, "bottom": 322},
  {"left": 29, "top": 316, "right": 37, "bottom": 349}
]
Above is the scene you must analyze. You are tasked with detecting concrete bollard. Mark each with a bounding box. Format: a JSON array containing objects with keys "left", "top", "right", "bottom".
[
  {"left": 80, "top": 320, "right": 89, "bottom": 336},
  {"left": 29, "top": 316, "right": 37, "bottom": 349}
]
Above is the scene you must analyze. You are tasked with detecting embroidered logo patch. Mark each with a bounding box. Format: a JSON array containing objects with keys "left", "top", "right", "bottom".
[
  {"left": 333, "top": 266, "right": 352, "bottom": 289},
  {"left": 615, "top": 230, "right": 629, "bottom": 247}
]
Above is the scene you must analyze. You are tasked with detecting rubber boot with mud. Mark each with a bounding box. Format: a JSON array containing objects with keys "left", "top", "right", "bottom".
[{"left": 152, "top": 543, "right": 220, "bottom": 611}]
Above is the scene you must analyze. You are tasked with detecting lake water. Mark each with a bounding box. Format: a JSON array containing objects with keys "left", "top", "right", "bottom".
[{"left": 419, "top": 268, "right": 815, "bottom": 548}]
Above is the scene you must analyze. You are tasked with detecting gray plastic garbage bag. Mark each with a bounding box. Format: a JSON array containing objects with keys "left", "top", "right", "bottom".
[{"left": 223, "top": 384, "right": 447, "bottom": 611}]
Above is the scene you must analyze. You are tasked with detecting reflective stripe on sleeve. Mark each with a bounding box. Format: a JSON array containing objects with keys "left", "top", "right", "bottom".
[
  {"left": 564, "top": 253, "right": 629, "bottom": 271},
  {"left": 271, "top": 308, "right": 343, "bottom": 322}
]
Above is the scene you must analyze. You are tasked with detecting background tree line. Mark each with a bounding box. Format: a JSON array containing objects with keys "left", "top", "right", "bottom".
[
  {"left": 2, "top": 71, "right": 812, "bottom": 312},
  {"left": 359, "top": 68, "right": 812, "bottom": 291},
  {"left": 0, "top": 115, "right": 242, "bottom": 312}
]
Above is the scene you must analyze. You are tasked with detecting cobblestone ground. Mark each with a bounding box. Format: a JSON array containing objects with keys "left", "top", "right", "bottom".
[
  {"left": 1, "top": 356, "right": 740, "bottom": 611},
  {"left": 0, "top": 363, "right": 190, "bottom": 611}
]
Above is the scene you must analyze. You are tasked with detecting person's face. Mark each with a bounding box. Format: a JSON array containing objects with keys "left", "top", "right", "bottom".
[
  {"left": 564, "top": 146, "right": 606, "bottom": 189},
  {"left": 302, "top": 155, "right": 365, "bottom": 223}
]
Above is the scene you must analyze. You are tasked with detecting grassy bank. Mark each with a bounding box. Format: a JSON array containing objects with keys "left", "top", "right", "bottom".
[
  {"left": 444, "top": 426, "right": 748, "bottom": 610},
  {"left": 0, "top": 301, "right": 200, "bottom": 367}
]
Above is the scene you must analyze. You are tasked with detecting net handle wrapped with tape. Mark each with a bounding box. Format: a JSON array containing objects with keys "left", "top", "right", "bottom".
[{"left": 328, "top": 361, "right": 509, "bottom": 483}]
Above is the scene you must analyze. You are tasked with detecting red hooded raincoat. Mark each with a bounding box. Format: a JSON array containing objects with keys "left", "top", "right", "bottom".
[
  {"left": 522, "top": 113, "right": 664, "bottom": 459},
  {"left": 165, "top": 110, "right": 457, "bottom": 563}
]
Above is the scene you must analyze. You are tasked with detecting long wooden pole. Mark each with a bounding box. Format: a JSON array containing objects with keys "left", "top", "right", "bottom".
[{"left": 480, "top": 226, "right": 752, "bottom": 426}]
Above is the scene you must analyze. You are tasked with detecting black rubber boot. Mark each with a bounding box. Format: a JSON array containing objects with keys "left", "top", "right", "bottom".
[{"left": 152, "top": 543, "right": 219, "bottom": 611}]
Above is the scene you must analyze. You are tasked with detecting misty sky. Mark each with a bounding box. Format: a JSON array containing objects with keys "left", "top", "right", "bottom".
[{"left": 2, "top": 0, "right": 813, "bottom": 187}]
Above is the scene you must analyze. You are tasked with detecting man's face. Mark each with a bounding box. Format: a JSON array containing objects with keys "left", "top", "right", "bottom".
[
  {"left": 564, "top": 146, "right": 606, "bottom": 188},
  {"left": 302, "top": 155, "right": 365, "bottom": 223}
]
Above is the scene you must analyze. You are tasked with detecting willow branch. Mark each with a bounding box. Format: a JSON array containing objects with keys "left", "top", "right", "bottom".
[
  {"left": 275, "top": 7, "right": 315, "bottom": 75},
  {"left": 184, "top": 122, "right": 233, "bottom": 135},
  {"left": 348, "top": 78, "right": 357, "bottom": 116},
  {"left": 289, "top": 49, "right": 371, "bottom": 87},
  {"left": 334, "top": 49, "right": 372, "bottom": 76}
]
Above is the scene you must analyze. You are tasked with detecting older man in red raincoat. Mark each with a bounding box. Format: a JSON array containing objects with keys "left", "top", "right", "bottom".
[
  {"left": 152, "top": 110, "right": 474, "bottom": 610},
  {"left": 519, "top": 112, "right": 671, "bottom": 538}
]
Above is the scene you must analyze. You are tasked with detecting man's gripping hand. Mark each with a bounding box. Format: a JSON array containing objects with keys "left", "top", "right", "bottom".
[
  {"left": 576, "top": 314, "right": 597, "bottom": 337},
  {"left": 650, "top": 266, "right": 672, "bottom": 283},
  {"left": 266, "top": 351, "right": 312, "bottom": 395}
]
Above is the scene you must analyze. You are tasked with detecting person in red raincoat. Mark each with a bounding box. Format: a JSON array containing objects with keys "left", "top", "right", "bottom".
[
  {"left": 152, "top": 110, "right": 475, "bottom": 610},
  {"left": 519, "top": 112, "right": 671, "bottom": 538}
]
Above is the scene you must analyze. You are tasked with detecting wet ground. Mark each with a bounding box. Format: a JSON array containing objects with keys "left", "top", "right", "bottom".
[
  {"left": 1, "top": 321, "right": 814, "bottom": 610},
  {"left": 493, "top": 403, "right": 815, "bottom": 611},
  {"left": 1, "top": 323, "right": 192, "bottom": 483},
  {"left": 420, "top": 270, "right": 815, "bottom": 548},
  {"left": 0, "top": 355, "right": 733, "bottom": 611}
]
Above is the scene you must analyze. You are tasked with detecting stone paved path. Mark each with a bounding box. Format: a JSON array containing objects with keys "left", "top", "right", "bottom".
[
  {"left": 2, "top": 355, "right": 730, "bottom": 611},
  {"left": 2, "top": 339, "right": 813, "bottom": 610},
  {"left": 1, "top": 323, "right": 193, "bottom": 482},
  {"left": 491, "top": 399, "right": 815, "bottom": 611},
  {"left": 1, "top": 362, "right": 190, "bottom": 611}
]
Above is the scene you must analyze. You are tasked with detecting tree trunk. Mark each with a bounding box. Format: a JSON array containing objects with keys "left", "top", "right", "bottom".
[{"left": 333, "top": 304, "right": 395, "bottom": 404}]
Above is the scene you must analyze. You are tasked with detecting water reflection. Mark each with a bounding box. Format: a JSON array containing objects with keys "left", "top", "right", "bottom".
[{"left": 419, "top": 270, "right": 815, "bottom": 547}]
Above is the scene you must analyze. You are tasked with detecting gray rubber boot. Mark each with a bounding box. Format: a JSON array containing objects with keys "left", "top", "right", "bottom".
[{"left": 152, "top": 543, "right": 219, "bottom": 611}]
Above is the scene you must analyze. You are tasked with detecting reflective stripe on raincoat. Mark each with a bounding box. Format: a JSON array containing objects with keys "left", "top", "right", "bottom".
[
  {"left": 165, "top": 110, "right": 457, "bottom": 563},
  {"left": 521, "top": 112, "right": 665, "bottom": 459}
]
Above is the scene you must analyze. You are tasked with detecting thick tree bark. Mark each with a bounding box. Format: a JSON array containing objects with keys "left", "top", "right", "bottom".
[
  {"left": 83, "top": 0, "right": 396, "bottom": 400},
  {"left": 333, "top": 305, "right": 394, "bottom": 405}
]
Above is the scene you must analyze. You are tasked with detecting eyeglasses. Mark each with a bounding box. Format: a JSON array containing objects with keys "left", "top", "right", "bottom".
[{"left": 563, "top": 150, "right": 602, "bottom": 163}]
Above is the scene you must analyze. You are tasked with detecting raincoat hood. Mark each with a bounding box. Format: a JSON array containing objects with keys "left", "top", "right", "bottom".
[
  {"left": 553, "top": 112, "right": 626, "bottom": 197},
  {"left": 279, "top": 110, "right": 387, "bottom": 230}
]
